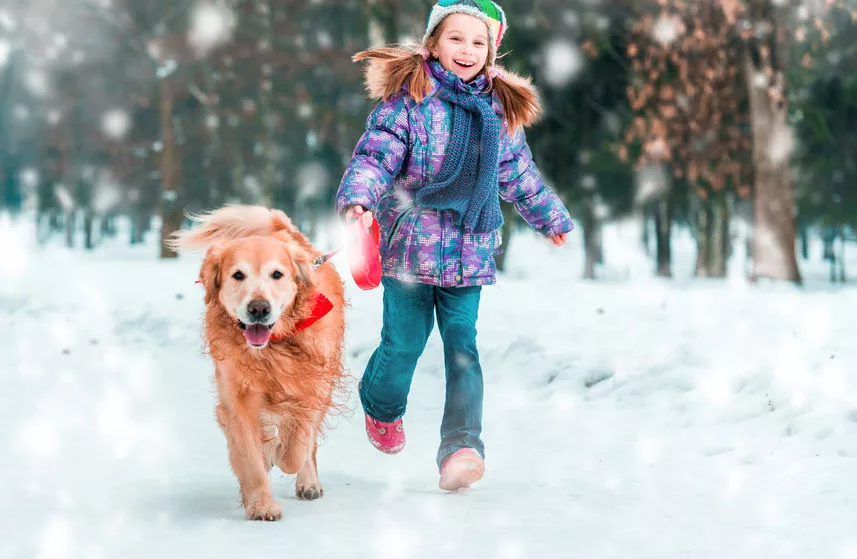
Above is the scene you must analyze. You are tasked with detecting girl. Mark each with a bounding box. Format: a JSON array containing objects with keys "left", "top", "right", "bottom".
[{"left": 335, "top": 0, "right": 573, "bottom": 491}]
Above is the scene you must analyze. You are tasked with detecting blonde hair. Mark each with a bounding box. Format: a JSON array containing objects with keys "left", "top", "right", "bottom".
[{"left": 353, "top": 19, "right": 540, "bottom": 133}]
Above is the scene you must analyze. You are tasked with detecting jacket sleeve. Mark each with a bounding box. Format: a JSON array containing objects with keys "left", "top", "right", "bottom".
[
  {"left": 335, "top": 95, "right": 411, "bottom": 216},
  {"left": 497, "top": 127, "right": 574, "bottom": 238}
]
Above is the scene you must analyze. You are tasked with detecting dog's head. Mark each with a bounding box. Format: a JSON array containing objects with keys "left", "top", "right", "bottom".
[{"left": 200, "top": 236, "right": 312, "bottom": 349}]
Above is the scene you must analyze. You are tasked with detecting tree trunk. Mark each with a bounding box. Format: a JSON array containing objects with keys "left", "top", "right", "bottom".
[
  {"left": 159, "top": 80, "right": 182, "bottom": 259},
  {"left": 131, "top": 209, "right": 148, "bottom": 245},
  {"left": 654, "top": 198, "right": 672, "bottom": 277},
  {"left": 744, "top": 1, "right": 801, "bottom": 283},
  {"left": 581, "top": 205, "right": 601, "bottom": 280},
  {"left": 694, "top": 193, "right": 729, "bottom": 278},
  {"left": 798, "top": 222, "right": 809, "bottom": 260},
  {"left": 64, "top": 211, "right": 75, "bottom": 248},
  {"left": 833, "top": 227, "right": 846, "bottom": 283},
  {"left": 84, "top": 211, "right": 94, "bottom": 250},
  {"left": 641, "top": 207, "right": 651, "bottom": 255}
]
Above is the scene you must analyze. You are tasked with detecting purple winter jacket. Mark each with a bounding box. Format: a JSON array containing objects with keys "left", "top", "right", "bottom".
[{"left": 335, "top": 65, "right": 574, "bottom": 288}]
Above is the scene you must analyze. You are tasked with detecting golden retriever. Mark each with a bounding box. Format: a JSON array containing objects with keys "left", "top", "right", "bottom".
[{"left": 170, "top": 205, "right": 346, "bottom": 521}]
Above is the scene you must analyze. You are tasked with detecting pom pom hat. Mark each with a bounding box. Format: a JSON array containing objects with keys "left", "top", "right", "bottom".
[{"left": 423, "top": 0, "right": 507, "bottom": 65}]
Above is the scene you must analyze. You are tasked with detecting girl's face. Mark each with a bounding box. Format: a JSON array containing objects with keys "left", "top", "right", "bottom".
[{"left": 431, "top": 13, "right": 491, "bottom": 82}]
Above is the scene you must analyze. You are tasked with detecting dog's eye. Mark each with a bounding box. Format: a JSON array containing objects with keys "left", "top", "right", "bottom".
[
  {"left": 232, "top": 271, "right": 245, "bottom": 281},
  {"left": 272, "top": 271, "right": 283, "bottom": 280}
]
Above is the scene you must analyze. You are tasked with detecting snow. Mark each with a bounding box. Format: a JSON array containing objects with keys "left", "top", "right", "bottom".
[
  {"left": 188, "top": 2, "right": 235, "bottom": 55},
  {"left": 769, "top": 123, "right": 795, "bottom": 164},
  {"left": 296, "top": 162, "right": 329, "bottom": 201},
  {"left": 0, "top": 11, "right": 16, "bottom": 31},
  {"left": 0, "top": 40, "right": 11, "bottom": 68},
  {"left": 1, "top": 215, "right": 856, "bottom": 558},
  {"left": 101, "top": 109, "right": 131, "bottom": 140},
  {"left": 634, "top": 163, "right": 670, "bottom": 204},
  {"left": 652, "top": 14, "right": 681, "bottom": 47},
  {"left": 24, "top": 69, "right": 49, "bottom": 97},
  {"left": 542, "top": 39, "right": 584, "bottom": 88}
]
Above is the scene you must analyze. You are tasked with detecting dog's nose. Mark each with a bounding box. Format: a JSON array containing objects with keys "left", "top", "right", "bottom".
[{"left": 247, "top": 299, "right": 271, "bottom": 322}]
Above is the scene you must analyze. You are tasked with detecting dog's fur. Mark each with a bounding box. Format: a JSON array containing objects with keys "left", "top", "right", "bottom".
[{"left": 170, "top": 205, "right": 346, "bottom": 521}]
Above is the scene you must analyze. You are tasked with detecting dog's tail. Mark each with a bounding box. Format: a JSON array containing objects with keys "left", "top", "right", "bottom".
[{"left": 167, "top": 205, "right": 297, "bottom": 252}]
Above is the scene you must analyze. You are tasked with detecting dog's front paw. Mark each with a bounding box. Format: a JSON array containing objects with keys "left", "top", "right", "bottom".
[
  {"left": 244, "top": 498, "right": 283, "bottom": 521},
  {"left": 296, "top": 483, "right": 324, "bottom": 501}
]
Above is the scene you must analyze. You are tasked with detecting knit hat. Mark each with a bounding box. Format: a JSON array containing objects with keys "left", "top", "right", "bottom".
[{"left": 423, "top": 0, "right": 507, "bottom": 65}]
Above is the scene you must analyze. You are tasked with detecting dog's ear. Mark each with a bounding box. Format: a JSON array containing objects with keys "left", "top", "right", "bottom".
[
  {"left": 292, "top": 253, "right": 313, "bottom": 286},
  {"left": 200, "top": 244, "right": 224, "bottom": 305}
]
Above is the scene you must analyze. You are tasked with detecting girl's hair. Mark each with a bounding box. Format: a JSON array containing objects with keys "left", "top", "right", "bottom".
[{"left": 352, "top": 21, "right": 540, "bottom": 133}]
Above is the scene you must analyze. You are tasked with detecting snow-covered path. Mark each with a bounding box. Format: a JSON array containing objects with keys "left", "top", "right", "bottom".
[{"left": 2, "top": 222, "right": 856, "bottom": 559}]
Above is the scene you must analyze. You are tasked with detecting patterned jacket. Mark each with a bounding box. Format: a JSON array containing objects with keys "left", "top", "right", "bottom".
[{"left": 335, "top": 63, "right": 574, "bottom": 287}]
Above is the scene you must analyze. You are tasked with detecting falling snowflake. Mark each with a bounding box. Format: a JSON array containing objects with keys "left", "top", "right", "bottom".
[
  {"left": 0, "top": 40, "right": 9, "bottom": 68},
  {"left": 581, "top": 175, "right": 597, "bottom": 190},
  {"left": 0, "top": 11, "right": 16, "bottom": 31},
  {"left": 188, "top": 3, "right": 236, "bottom": 55},
  {"left": 13, "top": 105, "right": 29, "bottom": 120},
  {"left": 542, "top": 39, "right": 583, "bottom": 88},
  {"left": 55, "top": 185, "right": 75, "bottom": 211},
  {"left": 768, "top": 124, "right": 794, "bottom": 164},
  {"left": 594, "top": 199, "right": 610, "bottom": 219},
  {"left": 298, "top": 103, "right": 313, "bottom": 119},
  {"left": 317, "top": 31, "right": 332, "bottom": 49},
  {"left": 297, "top": 162, "right": 330, "bottom": 201},
  {"left": 20, "top": 168, "right": 39, "bottom": 189},
  {"left": 634, "top": 164, "right": 670, "bottom": 204},
  {"left": 93, "top": 177, "right": 122, "bottom": 213},
  {"left": 652, "top": 14, "right": 681, "bottom": 47},
  {"left": 25, "top": 70, "right": 49, "bottom": 97},
  {"left": 102, "top": 109, "right": 131, "bottom": 140}
]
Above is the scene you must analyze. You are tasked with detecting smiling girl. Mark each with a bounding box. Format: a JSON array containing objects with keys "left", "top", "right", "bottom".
[{"left": 335, "top": 0, "right": 574, "bottom": 491}]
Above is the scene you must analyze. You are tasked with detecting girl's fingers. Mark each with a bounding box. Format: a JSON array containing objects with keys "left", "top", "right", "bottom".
[{"left": 346, "top": 205, "right": 365, "bottom": 222}]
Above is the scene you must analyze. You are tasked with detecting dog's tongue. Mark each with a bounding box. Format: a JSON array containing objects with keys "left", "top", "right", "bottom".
[{"left": 244, "top": 324, "right": 272, "bottom": 347}]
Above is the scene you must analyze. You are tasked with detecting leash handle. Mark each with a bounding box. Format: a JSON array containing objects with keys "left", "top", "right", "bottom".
[{"left": 347, "top": 215, "right": 382, "bottom": 290}]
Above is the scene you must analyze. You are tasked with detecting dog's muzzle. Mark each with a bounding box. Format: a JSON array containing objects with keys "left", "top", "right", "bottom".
[{"left": 239, "top": 299, "right": 275, "bottom": 347}]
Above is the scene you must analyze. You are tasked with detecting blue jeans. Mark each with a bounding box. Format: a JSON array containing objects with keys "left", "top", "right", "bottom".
[{"left": 360, "top": 276, "right": 484, "bottom": 468}]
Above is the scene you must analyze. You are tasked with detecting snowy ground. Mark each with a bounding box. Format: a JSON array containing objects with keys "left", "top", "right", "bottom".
[{"left": 1, "top": 214, "right": 856, "bottom": 559}]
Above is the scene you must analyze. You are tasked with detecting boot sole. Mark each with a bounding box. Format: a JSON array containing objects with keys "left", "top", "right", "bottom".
[
  {"left": 438, "top": 456, "right": 485, "bottom": 491},
  {"left": 368, "top": 435, "right": 405, "bottom": 454}
]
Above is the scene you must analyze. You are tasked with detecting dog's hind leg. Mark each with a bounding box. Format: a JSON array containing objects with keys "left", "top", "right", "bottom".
[{"left": 221, "top": 398, "right": 282, "bottom": 521}]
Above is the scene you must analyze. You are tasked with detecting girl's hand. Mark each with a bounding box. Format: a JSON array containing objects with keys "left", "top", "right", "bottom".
[
  {"left": 345, "top": 205, "right": 374, "bottom": 228},
  {"left": 548, "top": 233, "right": 567, "bottom": 247}
]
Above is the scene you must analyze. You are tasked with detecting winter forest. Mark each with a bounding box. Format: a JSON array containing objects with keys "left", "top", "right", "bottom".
[
  {"left": 2, "top": 1, "right": 857, "bottom": 558},
  {"left": 1, "top": 0, "right": 854, "bottom": 281}
]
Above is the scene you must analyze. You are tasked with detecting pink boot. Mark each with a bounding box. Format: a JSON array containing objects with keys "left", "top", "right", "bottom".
[
  {"left": 364, "top": 413, "right": 405, "bottom": 454},
  {"left": 438, "top": 448, "right": 484, "bottom": 491}
]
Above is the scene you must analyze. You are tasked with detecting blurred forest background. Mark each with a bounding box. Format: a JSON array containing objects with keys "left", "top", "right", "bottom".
[{"left": 0, "top": 0, "right": 855, "bottom": 283}]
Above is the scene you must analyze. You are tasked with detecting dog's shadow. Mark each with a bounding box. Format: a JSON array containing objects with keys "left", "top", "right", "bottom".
[
  {"left": 136, "top": 478, "right": 247, "bottom": 523},
  {"left": 137, "top": 471, "right": 397, "bottom": 523}
]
